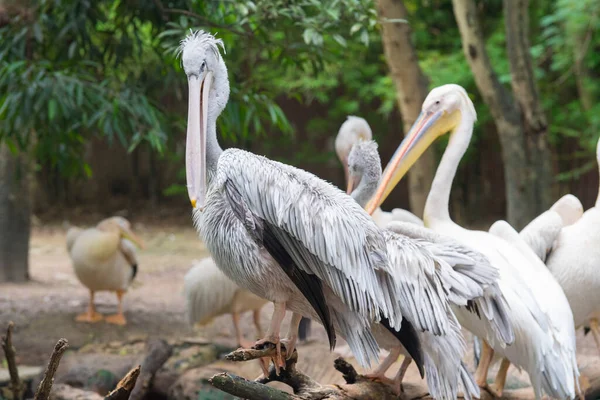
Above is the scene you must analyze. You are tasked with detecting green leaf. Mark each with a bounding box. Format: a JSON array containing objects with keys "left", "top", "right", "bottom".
[
  {"left": 48, "top": 99, "right": 58, "bottom": 121},
  {"left": 350, "top": 23, "right": 362, "bottom": 35}
]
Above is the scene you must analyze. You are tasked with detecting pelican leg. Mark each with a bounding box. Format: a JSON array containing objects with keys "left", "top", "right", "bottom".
[
  {"left": 254, "top": 302, "right": 286, "bottom": 373},
  {"left": 75, "top": 290, "right": 103, "bottom": 323},
  {"left": 364, "top": 347, "right": 402, "bottom": 385},
  {"left": 281, "top": 312, "right": 302, "bottom": 360},
  {"left": 490, "top": 358, "right": 511, "bottom": 397},
  {"left": 474, "top": 340, "right": 494, "bottom": 388},
  {"left": 589, "top": 318, "right": 600, "bottom": 355},
  {"left": 392, "top": 356, "right": 412, "bottom": 394},
  {"left": 232, "top": 312, "right": 253, "bottom": 349},
  {"left": 105, "top": 290, "right": 127, "bottom": 325},
  {"left": 253, "top": 308, "right": 264, "bottom": 339}
]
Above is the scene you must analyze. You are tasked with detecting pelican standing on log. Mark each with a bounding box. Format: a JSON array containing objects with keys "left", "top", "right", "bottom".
[
  {"left": 347, "top": 139, "right": 511, "bottom": 399},
  {"left": 366, "top": 84, "right": 580, "bottom": 399},
  {"left": 336, "top": 116, "right": 423, "bottom": 227},
  {"left": 184, "top": 257, "right": 267, "bottom": 347},
  {"left": 67, "top": 216, "right": 144, "bottom": 325},
  {"left": 180, "top": 30, "right": 424, "bottom": 371}
]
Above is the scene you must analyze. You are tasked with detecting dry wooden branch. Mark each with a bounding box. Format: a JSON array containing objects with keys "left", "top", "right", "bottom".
[
  {"left": 104, "top": 365, "right": 141, "bottom": 400},
  {"left": 129, "top": 338, "right": 172, "bottom": 400},
  {"left": 225, "top": 343, "right": 287, "bottom": 362},
  {"left": 210, "top": 373, "right": 299, "bottom": 400},
  {"left": 216, "top": 346, "right": 395, "bottom": 399},
  {"left": 2, "top": 321, "right": 24, "bottom": 400},
  {"left": 33, "top": 338, "right": 69, "bottom": 400}
]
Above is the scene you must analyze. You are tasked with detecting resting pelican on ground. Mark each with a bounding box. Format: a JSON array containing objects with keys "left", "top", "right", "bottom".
[
  {"left": 347, "top": 140, "right": 512, "bottom": 399},
  {"left": 184, "top": 257, "right": 267, "bottom": 347},
  {"left": 180, "top": 30, "right": 428, "bottom": 372},
  {"left": 336, "top": 116, "right": 423, "bottom": 227},
  {"left": 365, "top": 84, "right": 580, "bottom": 399},
  {"left": 67, "top": 217, "right": 144, "bottom": 325}
]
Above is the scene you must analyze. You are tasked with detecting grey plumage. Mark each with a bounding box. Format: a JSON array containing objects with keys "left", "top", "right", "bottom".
[
  {"left": 182, "top": 31, "right": 428, "bottom": 369},
  {"left": 194, "top": 148, "right": 407, "bottom": 367},
  {"left": 347, "top": 139, "right": 515, "bottom": 400}
]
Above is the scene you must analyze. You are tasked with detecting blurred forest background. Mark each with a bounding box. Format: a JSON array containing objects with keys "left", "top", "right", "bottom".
[{"left": 0, "top": 0, "right": 599, "bottom": 282}]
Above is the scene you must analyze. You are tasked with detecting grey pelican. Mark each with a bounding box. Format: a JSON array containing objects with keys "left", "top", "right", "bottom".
[
  {"left": 184, "top": 257, "right": 267, "bottom": 347},
  {"left": 67, "top": 216, "right": 144, "bottom": 325},
  {"left": 180, "top": 30, "right": 425, "bottom": 371},
  {"left": 366, "top": 84, "right": 580, "bottom": 399},
  {"left": 347, "top": 139, "right": 511, "bottom": 398},
  {"left": 336, "top": 116, "right": 424, "bottom": 227}
]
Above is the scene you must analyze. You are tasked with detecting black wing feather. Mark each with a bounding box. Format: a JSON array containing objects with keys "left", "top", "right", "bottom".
[
  {"left": 262, "top": 222, "right": 336, "bottom": 350},
  {"left": 224, "top": 179, "right": 336, "bottom": 349},
  {"left": 380, "top": 313, "right": 425, "bottom": 378}
]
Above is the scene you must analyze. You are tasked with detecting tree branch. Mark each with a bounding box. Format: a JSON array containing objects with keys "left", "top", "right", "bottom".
[
  {"left": 2, "top": 322, "right": 24, "bottom": 400},
  {"left": 129, "top": 339, "right": 172, "bottom": 400},
  {"left": 33, "top": 338, "right": 69, "bottom": 400},
  {"left": 104, "top": 365, "right": 141, "bottom": 400},
  {"left": 210, "top": 373, "right": 300, "bottom": 400}
]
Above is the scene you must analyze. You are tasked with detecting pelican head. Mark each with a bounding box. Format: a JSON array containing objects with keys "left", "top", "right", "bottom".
[
  {"left": 550, "top": 194, "right": 583, "bottom": 226},
  {"left": 97, "top": 217, "right": 145, "bottom": 249},
  {"left": 335, "top": 116, "right": 373, "bottom": 184},
  {"left": 346, "top": 139, "right": 381, "bottom": 196},
  {"left": 365, "top": 84, "right": 476, "bottom": 214},
  {"left": 180, "top": 30, "right": 230, "bottom": 210}
]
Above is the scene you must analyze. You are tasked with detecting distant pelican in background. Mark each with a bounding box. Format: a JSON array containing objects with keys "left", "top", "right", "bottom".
[
  {"left": 180, "top": 30, "right": 426, "bottom": 371},
  {"left": 347, "top": 140, "right": 512, "bottom": 399},
  {"left": 366, "top": 84, "right": 580, "bottom": 399},
  {"left": 67, "top": 216, "right": 144, "bottom": 325},
  {"left": 336, "top": 116, "right": 423, "bottom": 227},
  {"left": 184, "top": 257, "right": 267, "bottom": 347}
]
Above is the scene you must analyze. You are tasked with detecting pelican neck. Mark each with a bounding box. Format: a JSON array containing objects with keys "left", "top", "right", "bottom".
[{"left": 423, "top": 111, "right": 474, "bottom": 225}]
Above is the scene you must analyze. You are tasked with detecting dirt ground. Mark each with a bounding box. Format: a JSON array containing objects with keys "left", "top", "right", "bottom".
[
  {"left": 1, "top": 213, "right": 600, "bottom": 394},
  {"left": 0, "top": 216, "right": 310, "bottom": 366}
]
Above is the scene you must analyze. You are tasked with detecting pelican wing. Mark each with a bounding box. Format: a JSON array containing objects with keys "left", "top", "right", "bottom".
[
  {"left": 519, "top": 210, "right": 562, "bottom": 263},
  {"left": 220, "top": 149, "right": 429, "bottom": 370},
  {"left": 119, "top": 238, "right": 139, "bottom": 281},
  {"left": 381, "top": 229, "right": 454, "bottom": 336},
  {"left": 387, "top": 221, "right": 514, "bottom": 344},
  {"left": 218, "top": 149, "right": 404, "bottom": 329}
]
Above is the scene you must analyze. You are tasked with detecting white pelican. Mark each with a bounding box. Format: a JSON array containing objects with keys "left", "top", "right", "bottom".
[
  {"left": 180, "top": 30, "right": 427, "bottom": 371},
  {"left": 520, "top": 194, "right": 584, "bottom": 263},
  {"left": 67, "top": 217, "right": 144, "bottom": 325},
  {"left": 366, "top": 84, "right": 580, "bottom": 399},
  {"left": 184, "top": 257, "right": 267, "bottom": 347},
  {"left": 336, "top": 115, "right": 424, "bottom": 227},
  {"left": 518, "top": 138, "right": 600, "bottom": 352},
  {"left": 347, "top": 140, "right": 513, "bottom": 399}
]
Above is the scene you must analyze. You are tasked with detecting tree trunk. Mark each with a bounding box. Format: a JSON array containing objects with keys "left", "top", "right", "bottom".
[
  {"left": 375, "top": 0, "right": 436, "bottom": 218},
  {"left": 452, "top": 0, "right": 535, "bottom": 229},
  {"left": 504, "top": 0, "right": 554, "bottom": 214},
  {"left": 0, "top": 143, "right": 31, "bottom": 282}
]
